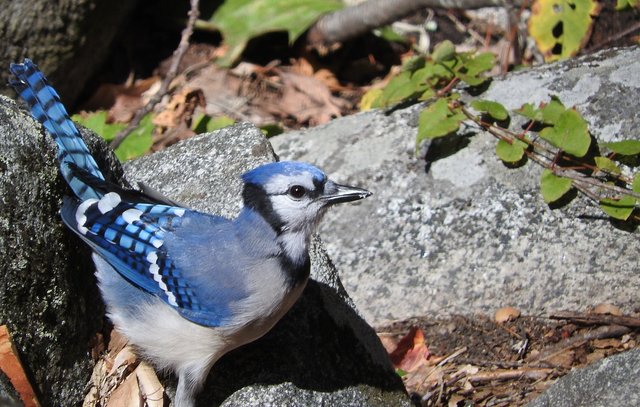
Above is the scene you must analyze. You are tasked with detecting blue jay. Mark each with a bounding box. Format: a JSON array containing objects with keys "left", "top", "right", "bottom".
[{"left": 10, "top": 59, "right": 371, "bottom": 407}]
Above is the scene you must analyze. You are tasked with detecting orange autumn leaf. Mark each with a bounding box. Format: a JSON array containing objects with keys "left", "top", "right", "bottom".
[
  {"left": 0, "top": 325, "right": 40, "bottom": 407},
  {"left": 389, "top": 326, "right": 430, "bottom": 372}
]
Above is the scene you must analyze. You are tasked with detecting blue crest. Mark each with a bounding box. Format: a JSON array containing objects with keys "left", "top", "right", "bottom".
[{"left": 242, "top": 161, "right": 326, "bottom": 186}]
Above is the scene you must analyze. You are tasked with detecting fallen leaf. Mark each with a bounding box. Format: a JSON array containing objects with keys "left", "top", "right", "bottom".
[
  {"left": 135, "top": 363, "right": 165, "bottom": 407},
  {"left": 109, "top": 346, "right": 139, "bottom": 376},
  {"left": 81, "top": 77, "right": 160, "bottom": 123},
  {"left": 106, "top": 368, "right": 140, "bottom": 407},
  {"left": 592, "top": 303, "right": 622, "bottom": 316},
  {"left": 0, "top": 325, "right": 40, "bottom": 407},
  {"left": 389, "top": 327, "right": 430, "bottom": 372},
  {"left": 153, "top": 87, "right": 205, "bottom": 129},
  {"left": 495, "top": 306, "right": 521, "bottom": 323},
  {"left": 546, "top": 349, "right": 574, "bottom": 368},
  {"left": 271, "top": 70, "right": 347, "bottom": 125},
  {"left": 592, "top": 338, "right": 621, "bottom": 349},
  {"left": 586, "top": 350, "right": 606, "bottom": 364}
]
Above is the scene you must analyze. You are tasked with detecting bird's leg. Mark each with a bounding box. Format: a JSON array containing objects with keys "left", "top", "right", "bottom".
[{"left": 174, "top": 361, "right": 215, "bottom": 407}]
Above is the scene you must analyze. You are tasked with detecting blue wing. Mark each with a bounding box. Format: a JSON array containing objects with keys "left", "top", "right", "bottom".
[
  {"left": 11, "top": 59, "right": 234, "bottom": 327},
  {"left": 61, "top": 194, "right": 233, "bottom": 326}
]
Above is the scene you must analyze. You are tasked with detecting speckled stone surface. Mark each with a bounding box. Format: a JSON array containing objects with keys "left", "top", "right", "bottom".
[
  {"left": 527, "top": 349, "right": 640, "bottom": 407},
  {"left": 0, "top": 96, "right": 123, "bottom": 406},
  {"left": 270, "top": 46, "right": 640, "bottom": 325}
]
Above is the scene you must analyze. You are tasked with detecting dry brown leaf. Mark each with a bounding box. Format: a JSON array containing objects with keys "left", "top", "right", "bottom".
[
  {"left": 314, "top": 68, "right": 345, "bottom": 92},
  {"left": 106, "top": 368, "right": 140, "bottom": 407},
  {"left": 290, "top": 57, "right": 315, "bottom": 77},
  {"left": 494, "top": 306, "right": 521, "bottom": 323},
  {"left": 546, "top": 349, "right": 575, "bottom": 368},
  {"left": 586, "top": 350, "right": 606, "bottom": 364},
  {"left": 273, "top": 71, "right": 346, "bottom": 125},
  {"left": 592, "top": 303, "right": 622, "bottom": 316},
  {"left": 592, "top": 338, "right": 621, "bottom": 349},
  {"left": 403, "top": 363, "right": 445, "bottom": 392},
  {"left": 108, "top": 330, "right": 130, "bottom": 355},
  {"left": 0, "top": 325, "right": 40, "bottom": 407},
  {"left": 82, "top": 77, "right": 160, "bottom": 123},
  {"left": 390, "top": 326, "right": 430, "bottom": 372},
  {"left": 153, "top": 88, "right": 205, "bottom": 129},
  {"left": 135, "top": 363, "right": 165, "bottom": 407},
  {"left": 109, "top": 345, "right": 138, "bottom": 376}
]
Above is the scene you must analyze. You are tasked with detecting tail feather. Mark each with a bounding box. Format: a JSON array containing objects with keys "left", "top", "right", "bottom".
[{"left": 10, "top": 59, "right": 105, "bottom": 200}]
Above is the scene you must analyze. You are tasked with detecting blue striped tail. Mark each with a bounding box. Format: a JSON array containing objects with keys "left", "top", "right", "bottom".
[{"left": 10, "top": 59, "right": 105, "bottom": 200}]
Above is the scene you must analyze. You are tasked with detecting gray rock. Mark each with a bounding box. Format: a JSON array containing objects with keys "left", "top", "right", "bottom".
[
  {"left": 0, "top": 95, "right": 124, "bottom": 405},
  {"left": 527, "top": 349, "right": 640, "bottom": 407},
  {"left": 125, "top": 124, "right": 409, "bottom": 406},
  {"left": 270, "top": 46, "right": 640, "bottom": 325}
]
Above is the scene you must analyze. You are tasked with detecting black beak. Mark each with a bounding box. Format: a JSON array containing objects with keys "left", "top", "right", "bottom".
[{"left": 322, "top": 183, "right": 372, "bottom": 205}]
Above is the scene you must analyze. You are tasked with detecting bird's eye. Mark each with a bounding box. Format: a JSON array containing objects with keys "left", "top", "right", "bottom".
[{"left": 288, "top": 185, "right": 306, "bottom": 199}]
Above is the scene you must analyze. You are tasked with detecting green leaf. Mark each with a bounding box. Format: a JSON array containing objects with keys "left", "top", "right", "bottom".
[
  {"left": 378, "top": 71, "right": 418, "bottom": 107},
  {"left": 72, "top": 111, "right": 125, "bottom": 142},
  {"left": 540, "top": 96, "right": 566, "bottom": 124},
  {"left": 260, "top": 123, "right": 284, "bottom": 137},
  {"left": 602, "top": 140, "right": 640, "bottom": 155},
  {"left": 114, "top": 113, "right": 154, "bottom": 161},
  {"left": 412, "top": 63, "right": 454, "bottom": 89},
  {"left": 375, "top": 26, "right": 408, "bottom": 44},
  {"left": 471, "top": 100, "right": 509, "bottom": 121},
  {"left": 516, "top": 103, "right": 543, "bottom": 122},
  {"left": 540, "top": 169, "right": 572, "bottom": 203},
  {"left": 600, "top": 195, "right": 636, "bottom": 220},
  {"left": 401, "top": 56, "right": 426, "bottom": 72},
  {"left": 594, "top": 156, "right": 621, "bottom": 174},
  {"left": 431, "top": 40, "right": 455, "bottom": 62},
  {"left": 360, "top": 88, "right": 383, "bottom": 111},
  {"left": 496, "top": 139, "right": 528, "bottom": 163},
  {"left": 417, "top": 99, "right": 465, "bottom": 143},
  {"left": 194, "top": 114, "right": 235, "bottom": 134},
  {"left": 633, "top": 174, "right": 640, "bottom": 194},
  {"left": 528, "top": 0, "right": 600, "bottom": 61},
  {"left": 419, "top": 88, "right": 437, "bottom": 101},
  {"left": 539, "top": 108, "right": 591, "bottom": 157},
  {"left": 616, "top": 0, "right": 640, "bottom": 9},
  {"left": 462, "top": 52, "right": 496, "bottom": 76},
  {"left": 455, "top": 71, "right": 487, "bottom": 86},
  {"left": 211, "top": 0, "right": 342, "bottom": 66}
]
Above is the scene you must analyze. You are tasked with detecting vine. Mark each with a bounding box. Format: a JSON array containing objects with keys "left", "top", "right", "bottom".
[{"left": 362, "top": 40, "right": 640, "bottom": 222}]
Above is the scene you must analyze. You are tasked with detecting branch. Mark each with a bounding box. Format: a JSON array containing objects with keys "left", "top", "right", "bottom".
[
  {"left": 528, "top": 325, "right": 631, "bottom": 364},
  {"left": 110, "top": 0, "right": 200, "bottom": 150},
  {"left": 550, "top": 311, "right": 640, "bottom": 328},
  {"left": 307, "top": 0, "right": 516, "bottom": 47}
]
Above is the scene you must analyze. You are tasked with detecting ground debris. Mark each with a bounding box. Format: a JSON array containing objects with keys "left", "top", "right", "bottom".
[{"left": 377, "top": 308, "right": 640, "bottom": 406}]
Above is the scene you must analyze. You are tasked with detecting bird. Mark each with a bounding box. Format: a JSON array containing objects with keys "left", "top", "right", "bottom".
[{"left": 10, "top": 59, "right": 371, "bottom": 407}]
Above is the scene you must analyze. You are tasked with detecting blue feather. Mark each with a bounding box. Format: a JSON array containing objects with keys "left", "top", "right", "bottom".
[{"left": 10, "top": 59, "right": 105, "bottom": 201}]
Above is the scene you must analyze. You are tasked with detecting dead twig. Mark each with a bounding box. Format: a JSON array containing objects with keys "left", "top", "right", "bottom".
[
  {"left": 550, "top": 311, "right": 640, "bottom": 329},
  {"left": 528, "top": 324, "right": 631, "bottom": 364},
  {"left": 468, "top": 367, "right": 555, "bottom": 383},
  {"left": 110, "top": 0, "right": 200, "bottom": 150}
]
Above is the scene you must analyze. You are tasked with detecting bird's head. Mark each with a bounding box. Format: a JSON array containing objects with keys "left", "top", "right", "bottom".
[{"left": 241, "top": 161, "right": 371, "bottom": 235}]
